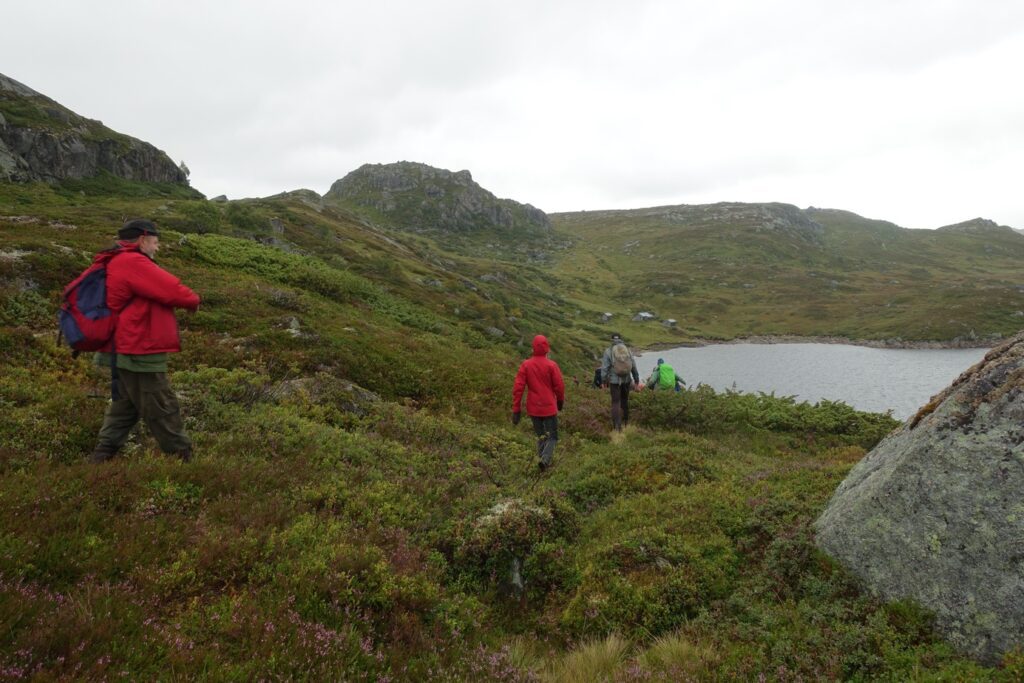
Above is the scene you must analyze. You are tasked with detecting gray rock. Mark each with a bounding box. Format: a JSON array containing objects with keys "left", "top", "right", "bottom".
[
  {"left": 271, "top": 374, "right": 379, "bottom": 416},
  {"left": 815, "top": 333, "right": 1024, "bottom": 664},
  {"left": 211, "top": 195, "right": 228, "bottom": 203},
  {"left": 0, "top": 73, "right": 40, "bottom": 97}
]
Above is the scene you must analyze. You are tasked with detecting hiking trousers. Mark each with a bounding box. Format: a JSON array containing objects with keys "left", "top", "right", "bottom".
[
  {"left": 97, "top": 369, "right": 191, "bottom": 454},
  {"left": 609, "top": 382, "right": 632, "bottom": 431},
  {"left": 531, "top": 415, "right": 558, "bottom": 467}
]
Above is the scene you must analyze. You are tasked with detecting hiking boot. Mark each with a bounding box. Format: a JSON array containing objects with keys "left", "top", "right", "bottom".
[
  {"left": 538, "top": 460, "right": 548, "bottom": 472},
  {"left": 176, "top": 446, "right": 193, "bottom": 463},
  {"left": 90, "top": 444, "right": 117, "bottom": 464}
]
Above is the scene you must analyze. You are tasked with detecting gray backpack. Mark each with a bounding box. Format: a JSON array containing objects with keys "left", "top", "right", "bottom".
[{"left": 611, "top": 343, "right": 632, "bottom": 377}]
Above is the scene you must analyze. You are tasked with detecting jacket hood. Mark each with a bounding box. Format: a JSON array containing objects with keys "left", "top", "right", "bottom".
[
  {"left": 532, "top": 335, "right": 550, "bottom": 356},
  {"left": 94, "top": 241, "right": 141, "bottom": 264}
]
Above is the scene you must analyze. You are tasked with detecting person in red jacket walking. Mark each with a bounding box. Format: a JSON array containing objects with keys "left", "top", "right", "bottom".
[
  {"left": 512, "top": 334, "right": 566, "bottom": 471},
  {"left": 90, "top": 219, "right": 200, "bottom": 463}
]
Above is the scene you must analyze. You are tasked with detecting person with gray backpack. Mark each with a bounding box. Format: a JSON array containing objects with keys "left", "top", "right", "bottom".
[{"left": 600, "top": 333, "right": 640, "bottom": 431}]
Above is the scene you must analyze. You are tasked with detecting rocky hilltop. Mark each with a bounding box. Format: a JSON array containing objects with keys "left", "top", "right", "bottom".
[
  {"left": 0, "top": 72, "right": 187, "bottom": 185},
  {"left": 324, "top": 161, "right": 550, "bottom": 235},
  {"left": 815, "top": 333, "right": 1024, "bottom": 664},
  {"left": 937, "top": 217, "right": 1019, "bottom": 235},
  {"left": 649, "top": 201, "right": 825, "bottom": 243}
]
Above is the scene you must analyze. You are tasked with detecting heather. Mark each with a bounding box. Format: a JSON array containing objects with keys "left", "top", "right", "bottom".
[{"left": 1, "top": 183, "right": 1020, "bottom": 680}]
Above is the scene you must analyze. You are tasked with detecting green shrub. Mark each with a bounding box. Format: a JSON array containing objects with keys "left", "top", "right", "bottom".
[
  {"left": 456, "top": 494, "right": 580, "bottom": 591},
  {"left": 225, "top": 203, "right": 267, "bottom": 233},
  {"left": 173, "top": 201, "right": 223, "bottom": 233},
  {"left": 0, "top": 290, "right": 51, "bottom": 327},
  {"left": 634, "top": 385, "right": 899, "bottom": 448}
]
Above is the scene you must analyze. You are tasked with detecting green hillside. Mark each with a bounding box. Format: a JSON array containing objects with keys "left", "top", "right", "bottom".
[
  {"left": 3, "top": 177, "right": 1022, "bottom": 679},
  {"left": 552, "top": 203, "right": 1024, "bottom": 345}
]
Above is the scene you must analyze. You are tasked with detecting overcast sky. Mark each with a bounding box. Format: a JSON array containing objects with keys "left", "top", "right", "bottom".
[{"left": 4, "top": 0, "right": 1023, "bottom": 229}]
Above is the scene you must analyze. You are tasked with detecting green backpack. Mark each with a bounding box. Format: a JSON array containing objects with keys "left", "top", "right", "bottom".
[{"left": 658, "top": 363, "right": 677, "bottom": 390}]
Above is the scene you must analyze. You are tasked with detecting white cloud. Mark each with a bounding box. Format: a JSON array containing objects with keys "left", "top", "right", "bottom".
[{"left": 2, "top": 0, "right": 1023, "bottom": 227}]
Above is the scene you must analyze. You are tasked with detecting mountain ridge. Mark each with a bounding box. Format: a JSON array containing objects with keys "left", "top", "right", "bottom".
[
  {"left": 0, "top": 72, "right": 190, "bottom": 187},
  {"left": 2, "top": 73, "right": 1022, "bottom": 345}
]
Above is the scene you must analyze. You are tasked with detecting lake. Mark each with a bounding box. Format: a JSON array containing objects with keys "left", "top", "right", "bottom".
[{"left": 635, "top": 343, "right": 990, "bottom": 420}]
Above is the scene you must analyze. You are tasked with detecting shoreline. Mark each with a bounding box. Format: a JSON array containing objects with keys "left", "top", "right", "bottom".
[{"left": 641, "top": 334, "right": 1000, "bottom": 352}]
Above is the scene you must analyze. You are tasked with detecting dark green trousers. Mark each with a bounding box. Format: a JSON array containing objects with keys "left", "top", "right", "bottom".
[
  {"left": 531, "top": 415, "right": 558, "bottom": 466},
  {"left": 97, "top": 369, "right": 191, "bottom": 454}
]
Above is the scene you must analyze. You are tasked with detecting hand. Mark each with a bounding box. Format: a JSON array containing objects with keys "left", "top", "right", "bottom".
[
  {"left": 511, "top": 412, "right": 521, "bottom": 425},
  {"left": 557, "top": 400, "right": 564, "bottom": 411}
]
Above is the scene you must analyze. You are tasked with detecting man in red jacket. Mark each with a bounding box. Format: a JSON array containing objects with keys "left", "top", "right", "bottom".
[
  {"left": 512, "top": 334, "right": 566, "bottom": 471},
  {"left": 90, "top": 219, "right": 201, "bottom": 463}
]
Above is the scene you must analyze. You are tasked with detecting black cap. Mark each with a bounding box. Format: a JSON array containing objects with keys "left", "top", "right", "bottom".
[{"left": 118, "top": 219, "right": 159, "bottom": 240}]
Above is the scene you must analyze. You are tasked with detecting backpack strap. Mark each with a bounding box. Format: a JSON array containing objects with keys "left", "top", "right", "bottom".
[{"left": 109, "top": 342, "right": 120, "bottom": 401}]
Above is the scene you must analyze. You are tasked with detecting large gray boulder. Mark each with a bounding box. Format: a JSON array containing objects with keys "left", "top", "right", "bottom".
[{"left": 815, "top": 333, "right": 1024, "bottom": 664}]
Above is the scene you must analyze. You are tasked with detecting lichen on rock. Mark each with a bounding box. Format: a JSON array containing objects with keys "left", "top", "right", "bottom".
[{"left": 815, "top": 332, "right": 1024, "bottom": 664}]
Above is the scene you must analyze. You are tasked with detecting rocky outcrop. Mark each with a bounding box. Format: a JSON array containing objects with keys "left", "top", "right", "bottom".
[
  {"left": 267, "top": 188, "right": 324, "bottom": 212},
  {"left": 323, "top": 161, "right": 550, "bottom": 235},
  {"left": 937, "top": 217, "right": 1019, "bottom": 236},
  {"left": 815, "top": 333, "right": 1024, "bottom": 664},
  {"left": 271, "top": 374, "right": 379, "bottom": 416},
  {"left": 652, "top": 202, "right": 824, "bottom": 242},
  {"left": 0, "top": 72, "right": 187, "bottom": 185}
]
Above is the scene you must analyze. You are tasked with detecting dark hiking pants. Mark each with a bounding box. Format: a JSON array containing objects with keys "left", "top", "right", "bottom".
[
  {"left": 531, "top": 415, "right": 558, "bottom": 467},
  {"left": 97, "top": 369, "right": 191, "bottom": 454},
  {"left": 610, "top": 382, "right": 632, "bottom": 431}
]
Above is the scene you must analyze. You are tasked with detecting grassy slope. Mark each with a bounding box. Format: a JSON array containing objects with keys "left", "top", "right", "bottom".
[
  {"left": 551, "top": 204, "right": 1024, "bottom": 345},
  {"left": 2, "top": 183, "right": 1022, "bottom": 680}
]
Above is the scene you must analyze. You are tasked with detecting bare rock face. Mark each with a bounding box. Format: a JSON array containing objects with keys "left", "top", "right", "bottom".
[
  {"left": 0, "top": 72, "right": 187, "bottom": 185},
  {"left": 815, "top": 333, "right": 1024, "bottom": 664}
]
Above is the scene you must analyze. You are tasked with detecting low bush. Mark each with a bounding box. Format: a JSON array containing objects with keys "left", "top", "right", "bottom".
[{"left": 633, "top": 384, "right": 899, "bottom": 448}]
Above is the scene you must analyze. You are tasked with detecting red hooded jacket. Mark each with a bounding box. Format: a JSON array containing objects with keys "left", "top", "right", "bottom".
[
  {"left": 512, "top": 335, "right": 566, "bottom": 418},
  {"left": 99, "top": 242, "right": 200, "bottom": 355}
]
